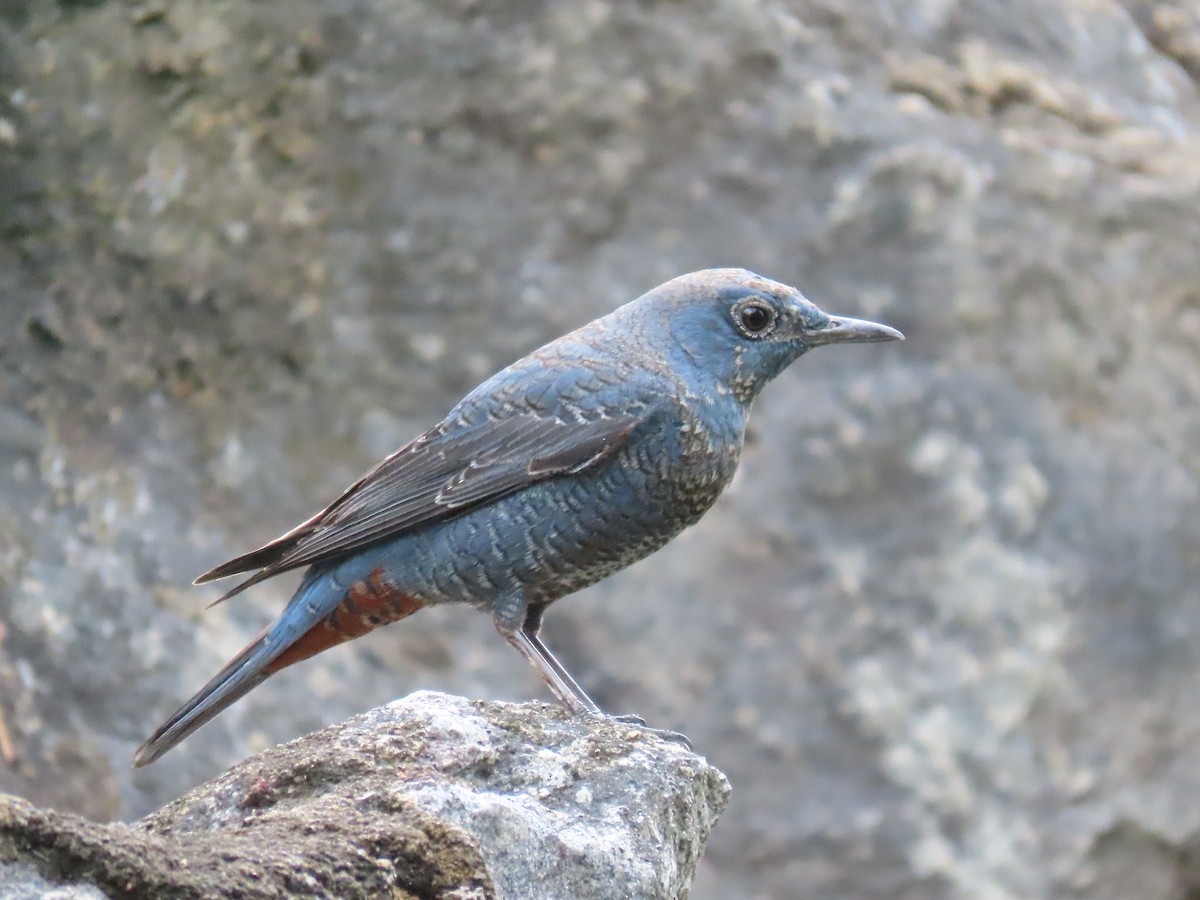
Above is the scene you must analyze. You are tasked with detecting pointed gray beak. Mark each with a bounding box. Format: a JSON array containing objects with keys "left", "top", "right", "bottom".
[{"left": 806, "top": 314, "right": 904, "bottom": 347}]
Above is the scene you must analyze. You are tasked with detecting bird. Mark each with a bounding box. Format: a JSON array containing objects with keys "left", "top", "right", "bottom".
[{"left": 133, "top": 268, "right": 902, "bottom": 766}]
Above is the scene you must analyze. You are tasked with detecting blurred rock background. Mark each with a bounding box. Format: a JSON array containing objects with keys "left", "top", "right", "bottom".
[{"left": 1, "top": 1, "right": 1198, "bottom": 897}]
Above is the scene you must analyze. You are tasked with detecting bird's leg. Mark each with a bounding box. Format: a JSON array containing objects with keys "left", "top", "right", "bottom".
[
  {"left": 519, "top": 605, "right": 602, "bottom": 715},
  {"left": 493, "top": 594, "right": 598, "bottom": 716},
  {"left": 512, "top": 603, "right": 693, "bottom": 750}
]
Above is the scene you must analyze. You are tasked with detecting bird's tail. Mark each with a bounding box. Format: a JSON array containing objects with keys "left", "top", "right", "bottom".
[
  {"left": 132, "top": 567, "right": 334, "bottom": 768},
  {"left": 134, "top": 562, "right": 425, "bottom": 767},
  {"left": 132, "top": 625, "right": 278, "bottom": 768}
]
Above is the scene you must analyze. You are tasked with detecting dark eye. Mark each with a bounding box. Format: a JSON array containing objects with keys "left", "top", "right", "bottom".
[{"left": 734, "top": 300, "right": 776, "bottom": 337}]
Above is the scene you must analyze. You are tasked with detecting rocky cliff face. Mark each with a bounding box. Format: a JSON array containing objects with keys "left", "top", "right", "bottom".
[{"left": 1, "top": 1, "right": 1199, "bottom": 898}]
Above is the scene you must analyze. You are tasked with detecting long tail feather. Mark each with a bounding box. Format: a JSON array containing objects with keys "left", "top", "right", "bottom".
[
  {"left": 132, "top": 626, "right": 278, "bottom": 767},
  {"left": 135, "top": 562, "right": 420, "bottom": 767}
]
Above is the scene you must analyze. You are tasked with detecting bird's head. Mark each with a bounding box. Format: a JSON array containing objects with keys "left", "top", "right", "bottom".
[{"left": 636, "top": 268, "right": 904, "bottom": 405}]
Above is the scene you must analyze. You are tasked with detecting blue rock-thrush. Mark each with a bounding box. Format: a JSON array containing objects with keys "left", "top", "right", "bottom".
[{"left": 134, "top": 268, "right": 902, "bottom": 766}]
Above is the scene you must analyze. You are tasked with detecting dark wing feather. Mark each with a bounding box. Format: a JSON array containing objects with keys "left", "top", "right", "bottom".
[{"left": 196, "top": 409, "right": 644, "bottom": 602}]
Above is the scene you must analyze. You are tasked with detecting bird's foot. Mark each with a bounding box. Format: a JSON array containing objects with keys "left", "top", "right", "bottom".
[{"left": 608, "top": 713, "right": 692, "bottom": 750}]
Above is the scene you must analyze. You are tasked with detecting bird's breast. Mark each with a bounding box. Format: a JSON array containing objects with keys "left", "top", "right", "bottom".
[{"left": 658, "top": 408, "right": 744, "bottom": 517}]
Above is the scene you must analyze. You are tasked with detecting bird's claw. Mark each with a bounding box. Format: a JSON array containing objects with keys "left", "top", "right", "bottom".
[
  {"left": 608, "top": 713, "right": 692, "bottom": 750},
  {"left": 611, "top": 713, "right": 647, "bottom": 727}
]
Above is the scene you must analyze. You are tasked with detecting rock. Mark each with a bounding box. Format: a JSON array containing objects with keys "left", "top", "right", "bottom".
[{"left": 0, "top": 692, "right": 728, "bottom": 899}]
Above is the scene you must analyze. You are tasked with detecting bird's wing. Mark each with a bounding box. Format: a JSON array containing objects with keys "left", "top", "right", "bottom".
[{"left": 196, "top": 406, "right": 646, "bottom": 602}]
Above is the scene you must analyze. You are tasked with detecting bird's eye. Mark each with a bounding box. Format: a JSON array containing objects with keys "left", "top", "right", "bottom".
[{"left": 733, "top": 300, "right": 777, "bottom": 338}]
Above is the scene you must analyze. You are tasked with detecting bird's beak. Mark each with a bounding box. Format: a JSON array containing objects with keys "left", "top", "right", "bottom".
[{"left": 804, "top": 314, "right": 904, "bottom": 347}]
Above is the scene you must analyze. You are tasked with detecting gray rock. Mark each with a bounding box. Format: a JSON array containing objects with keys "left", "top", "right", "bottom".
[
  {"left": 0, "top": 691, "right": 728, "bottom": 899},
  {"left": 0, "top": 863, "right": 107, "bottom": 900}
]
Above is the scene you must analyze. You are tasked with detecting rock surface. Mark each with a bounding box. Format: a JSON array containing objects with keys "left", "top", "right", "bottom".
[
  {"left": 0, "top": 692, "right": 727, "bottom": 899},
  {"left": 1, "top": 1, "right": 1200, "bottom": 898}
]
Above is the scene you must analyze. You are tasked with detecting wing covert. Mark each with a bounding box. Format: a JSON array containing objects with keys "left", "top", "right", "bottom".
[{"left": 196, "top": 406, "right": 646, "bottom": 602}]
